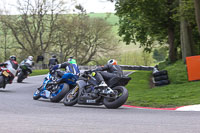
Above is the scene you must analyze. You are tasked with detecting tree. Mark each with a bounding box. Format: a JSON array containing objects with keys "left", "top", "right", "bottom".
[
  {"left": 194, "top": 0, "right": 200, "bottom": 35},
  {"left": 55, "top": 14, "right": 118, "bottom": 65},
  {"left": 115, "top": 0, "right": 179, "bottom": 62},
  {"left": 153, "top": 47, "right": 168, "bottom": 62},
  {"left": 0, "top": 0, "right": 68, "bottom": 62},
  {"left": 180, "top": 0, "right": 193, "bottom": 61},
  {"left": 0, "top": 23, "right": 13, "bottom": 61}
]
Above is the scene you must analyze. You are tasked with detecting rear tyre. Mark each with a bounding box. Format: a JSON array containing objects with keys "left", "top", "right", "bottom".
[
  {"left": 153, "top": 70, "right": 168, "bottom": 77},
  {"left": 155, "top": 80, "right": 170, "bottom": 86},
  {"left": 103, "top": 86, "right": 128, "bottom": 109},
  {"left": 154, "top": 75, "right": 168, "bottom": 81},
  {"left": 17, "top": 72, "right": 24, "bottom": 83},
  {"left": 50, "top": 83, "right": 69, "bottom": 103},
  {"left": 63, "top": 87, "right": 78, "bottom": 106}
]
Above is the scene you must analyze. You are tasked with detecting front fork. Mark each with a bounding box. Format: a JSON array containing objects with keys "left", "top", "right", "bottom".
[{"left": 71, "top": 85, "right": 79, "bottom": 95}]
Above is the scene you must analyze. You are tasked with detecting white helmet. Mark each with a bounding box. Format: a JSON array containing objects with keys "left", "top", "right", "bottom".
[
  {"left": 28, "top": 56, "right": 33, "bottom": 61},
  {"left": 107, "top": 59, "right": 117, "bottom": 65}
]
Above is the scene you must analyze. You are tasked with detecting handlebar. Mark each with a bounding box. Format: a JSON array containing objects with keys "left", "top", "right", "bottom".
[{"left": 84, "top": 69, "right": 96, "bottom": 74}]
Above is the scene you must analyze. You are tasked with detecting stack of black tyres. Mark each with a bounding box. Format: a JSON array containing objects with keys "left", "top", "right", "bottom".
[{"left": 153, "top": 70, "right": 170, "bottom": 86}]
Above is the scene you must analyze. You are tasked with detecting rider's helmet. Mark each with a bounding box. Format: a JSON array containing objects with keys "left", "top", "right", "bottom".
[
  {"left": 28, "top": 56, "right": 33, "bottom": 61},
  {"left": 68, "top": 59, "right": 76, "bottom": 64},
  {"left": 52, "top": 55, "right": 56, "bottom": 58},
  {"left": 107, "top": 59, "right": 117, "bottom": 65},
  {"left": 68, "top": 56, "right": 74, "bottom": 62},
  {"left": 9, "top": 55, "right": 17, "bottom": 61}
]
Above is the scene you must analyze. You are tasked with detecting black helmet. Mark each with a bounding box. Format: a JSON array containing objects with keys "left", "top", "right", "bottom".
[
  {"left": 52, "top": 55, "right": 56, "bottom": 58},
  {"left": 9, "top": 55, "right": 16, "bottom": 61}
]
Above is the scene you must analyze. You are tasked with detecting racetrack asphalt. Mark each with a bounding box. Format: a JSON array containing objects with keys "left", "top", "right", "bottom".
[{"left": 0, "top": 74, "right": 200, "bottom": 133}]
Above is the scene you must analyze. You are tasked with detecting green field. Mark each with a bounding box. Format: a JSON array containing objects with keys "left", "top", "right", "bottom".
[{"left": 88, "top": 13, "right": 119, "bottom": 25}]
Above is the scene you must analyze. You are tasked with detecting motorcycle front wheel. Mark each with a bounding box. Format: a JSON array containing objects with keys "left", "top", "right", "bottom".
[
  {"left": 33, "top": 89, "right": 41, "bottom": 100},
  {"left": 0, "top": 76, "right": 5, "bottom": 88},
  {"left": 63, "top": 86, "right": 79, "bottom": 106},
  {"left": 50, "top": 83, "right": 69, "bottom": 103},
  {"left": 103, "top": 86, "right": 128, "bottom": 109}
]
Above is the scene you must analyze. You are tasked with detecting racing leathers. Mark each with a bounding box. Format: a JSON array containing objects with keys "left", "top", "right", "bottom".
[
  {"left": 19, "top": 59, "right": 34, "bottom": 74},
  {"left": 0, "top": 60, "right": 18, "bottom": 84},
  {"left": 50, "top": 60, "right": 80, "bottom": 84},
  {"left": 48, "top": 57, "right": 59, "bottom": 68},
  {"left": 94, "top": 64, "right": 123, "bottom": 84}
]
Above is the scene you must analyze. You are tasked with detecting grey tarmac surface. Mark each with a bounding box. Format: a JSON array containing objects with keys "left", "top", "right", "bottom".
[{"left": 0, "top": 74, "right": 200, "bottom": 133}]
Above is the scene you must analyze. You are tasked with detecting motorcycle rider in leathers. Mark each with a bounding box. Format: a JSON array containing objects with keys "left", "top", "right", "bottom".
[
  {"left": 93, "top": 59, "right": 123, "bottom": 87},
  {"left": 51, "top": 57, "right": 80, "bottom": 78},
  {"left": 0, "top": 55, "right": 18, "bottom": 85},
  {"left": 48, "top": 55, "right": 59, "bottom": 68},
  {"left": 19, "top": 56, "right": 34, "bottom": 75},
  {"left": 45, "top": 57, "right": 80, "bottom": 86}
]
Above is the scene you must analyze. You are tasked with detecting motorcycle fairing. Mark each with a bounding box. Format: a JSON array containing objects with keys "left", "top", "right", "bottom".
[{"left": 60, "top": 73, "right": 78, "bottom": 85}]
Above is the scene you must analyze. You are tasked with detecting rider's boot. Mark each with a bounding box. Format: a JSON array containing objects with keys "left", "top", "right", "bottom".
[
  {"left": 97, "top": 81, "right": 114, "bottom": 95},
  {"left": 98, "top": 81, "right": 107, "bottom": 87}
]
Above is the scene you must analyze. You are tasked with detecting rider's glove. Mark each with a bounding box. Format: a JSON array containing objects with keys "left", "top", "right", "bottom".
[{"left": 85, "top": 70, "right": 92, "bottom": 74}]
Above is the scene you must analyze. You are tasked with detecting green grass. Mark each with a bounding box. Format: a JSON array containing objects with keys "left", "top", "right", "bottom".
[
  {"left": 30, "top": 69, "right": 49, "bottom": 76},
  {"left": 125, "top": 61, "right": 200, "bottom": 108}
]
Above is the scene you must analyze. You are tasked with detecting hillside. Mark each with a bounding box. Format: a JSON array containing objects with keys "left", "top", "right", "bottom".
[{"left": 88, "top": 13, "right": 119, "bottom": 25}]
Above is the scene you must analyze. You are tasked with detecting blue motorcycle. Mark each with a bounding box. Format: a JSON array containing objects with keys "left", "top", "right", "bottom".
[{"left": 33, "top": 69, "right": 78, "bottom": 103}]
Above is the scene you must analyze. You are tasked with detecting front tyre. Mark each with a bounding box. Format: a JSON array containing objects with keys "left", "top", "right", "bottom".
[
  {"left": 33, "top": 90, "right": 41, "bottom": 100},
  {"left": 103, "top": 86, "right": 128, "bottom": 109},
  {"left": 63, "top": 87, "right": 78, "bottom": 106},
  {"left": 50, "top": 83, "right": 69, "bottom": 103}
]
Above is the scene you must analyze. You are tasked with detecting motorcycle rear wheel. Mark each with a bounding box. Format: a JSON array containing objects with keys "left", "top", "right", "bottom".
[
  {"left": 103, "top": 86, "right": 128, "bottom": 109},
  {"left": 17, "top": 72, "right": 24, "bottom": 83}
]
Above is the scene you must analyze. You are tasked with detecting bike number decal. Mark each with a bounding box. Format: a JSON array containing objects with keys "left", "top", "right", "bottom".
[{"left": 3, "top": 71, "right": 9, "bottom": 77}]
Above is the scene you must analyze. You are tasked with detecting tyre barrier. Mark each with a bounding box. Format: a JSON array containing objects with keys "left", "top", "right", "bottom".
[
  {"left": 152, "top": 69, "right": 170, "bottom": 86},
  {"left": 154, "top": 75, "right": 168, "bottom": 81},
  {"left": 153, "top": 70, "right": 168, "bottom": 77},
  {"left": 154, "top": 80, "right": 170, "bottom": 86}
]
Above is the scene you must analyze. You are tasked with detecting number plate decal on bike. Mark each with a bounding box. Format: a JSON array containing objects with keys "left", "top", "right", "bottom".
[
  {"left": 86, "top": 100, "right": 96, "bottom": 103},
  {"left": 3, "top": 71, "right": 9, "bottom": 77}
]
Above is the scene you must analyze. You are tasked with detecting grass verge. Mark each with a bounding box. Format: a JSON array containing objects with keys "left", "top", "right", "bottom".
[
  {"left": 125, "top": 61, "right": 200, "bottom": 108},
  {"left": 30, "top": 69, "right": 49, "bottom": 76}
]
